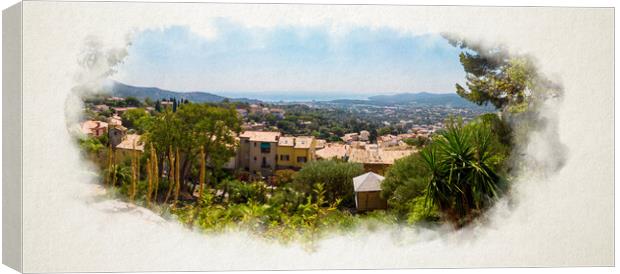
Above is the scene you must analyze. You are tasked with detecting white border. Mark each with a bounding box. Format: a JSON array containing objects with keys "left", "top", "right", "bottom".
[{"left": 0, "top": 0, "right": 616, "bottom": 274}]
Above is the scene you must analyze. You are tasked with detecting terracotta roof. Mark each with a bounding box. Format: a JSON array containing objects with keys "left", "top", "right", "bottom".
[
  {"left": 294, "top": 136, "right": 314, "bottom": 149},
  {"left": 316, "top": 144, "right": 348, "bottom": 160},
  {"left": 348, "top": 147, "right": 415, "bottom": 165},
  {"left": 108, "top": 115, "right": 122, "bottom": 126},
  {"left": 342, "top": 133, "right": 359, "bottom": 142},
  {"left": 116, "top": 134, "right": 144, "bottom": 151},
  {"left": 112, "top": 107, "right": 137, "bottom": 112},
  {"left": 110, "top": 124, "right": 127, "bottom": 131},
  {"left": 80, "top": 120, "right": 108, "bottom": 135},
  {"left": 278, "top": 136, "right": 295, "bottom": 146},
  {"left": 240, "top": 131, "right": 281, "bottom": 142},
  {"left": 95, "top": 104, "right": 109, "bottom": 111},
  {"left": 353, "top": 172, "right": 385, "bottom": 192}
]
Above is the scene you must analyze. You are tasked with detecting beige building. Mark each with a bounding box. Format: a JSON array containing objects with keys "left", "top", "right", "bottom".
[
  {"left": 108, "top": 125, "right": 128, "bottom": 148},
  {"left": 348, "top": 145, "right": 416, "bottom": 175},
  {"left": 236, "top": 131, "right": 281, "bottom": 177},
  {"left": 115, "top": 134, "right": 145, "bottom": 159}
]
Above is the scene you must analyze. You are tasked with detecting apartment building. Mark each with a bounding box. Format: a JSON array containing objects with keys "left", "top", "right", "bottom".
[
  {"left": 236, "top": 131, "right": 281, "bottom": 176},
  {"left": 276, "top": 136, "right": 316, "bottom": 170}
]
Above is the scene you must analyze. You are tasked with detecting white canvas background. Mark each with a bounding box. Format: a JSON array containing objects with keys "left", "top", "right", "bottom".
[{"left": 0, "top": 0, "right": 616, "bottom": 273}]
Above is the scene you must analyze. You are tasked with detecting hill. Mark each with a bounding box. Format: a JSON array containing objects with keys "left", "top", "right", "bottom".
[
  {"left": 106, "top": 81, "right": 260, "bottom": 104},
  {"left": 367, "top": 92, "right": 482, "bottom": 107}
]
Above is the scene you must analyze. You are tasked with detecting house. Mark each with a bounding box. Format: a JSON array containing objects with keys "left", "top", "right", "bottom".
[
  {"left": 353, "top": 172, "right": 387, "bottom": 211},
  {"left": 315, "top": 143, "right": 349, "bottom": 160},
  {"left": 276, "top": 136, "right": 316, "bottom": 170},
  {"left": 107, "top": 114, "right": 122, "bottom": 126},
  {"left": 115, "top": 134, "right": 145, "bottom": 159},
  {"left": 270, "top": 108, "right": 286, "bottom": 119},
  {"left": 80, "top": 120, "right": 108, "bottom": 137},
  {"left": 236, "top": 131, "right": 281, "bottom": 177},
  {"left": 111, "top": 106, "right": 137, "bottom": 115},
  {"left": 108, "top": 125, "right": 127, "bottom": 148},
  {"left": 342, "top": 133, "right": 359, "bottom": 144},
  {"left": 236, "top": 108, "right": 248, "bottom": 118},
  {"left": 107, "top": 96, "right": 125, "bottom": 102},
  {"left": 160, "top": 100, "right": 174, "bottom": 109},
  {"left": 348, "top": 145, "right": 416, "bottom": 175},
  {"left": 249, "top": 104, "right": 262, "bottom": 114},
  {"left": 377, "top": 134, "right": 400, "bottom": 148},
  {"left": 241, "top": 122, "right": 266, "bottom": 131},
  {"left": 315, "top": 139, "right": 327, "bottom": 150},
  {"left": 359, "top": 130, "right": 370, "bottom": 142},
  {"left": 94, "top": 104, "right": 110, "bottom": 112}
]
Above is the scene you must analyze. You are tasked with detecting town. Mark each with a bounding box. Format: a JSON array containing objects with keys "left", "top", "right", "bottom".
[
  {"left": 77, "top": 74, "right": 518, "bottom": 243},
  {"left": 71, "top": 28, "right": 542, "bottom": 244},
  {"left": 79, "top": 95, "right": 448, "bottom": 212}
]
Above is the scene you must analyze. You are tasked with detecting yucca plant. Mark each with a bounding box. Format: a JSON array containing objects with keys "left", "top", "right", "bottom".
[{"left": 422, "top": 118, "right": 507, "bottom": 227}]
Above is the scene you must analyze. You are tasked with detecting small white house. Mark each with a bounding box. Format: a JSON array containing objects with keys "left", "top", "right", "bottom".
[{"left": 352, "top": 172, "right": 388, "bottom": 211}]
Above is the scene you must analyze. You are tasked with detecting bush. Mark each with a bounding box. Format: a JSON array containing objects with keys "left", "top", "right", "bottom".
[
  {"left": 293, "top": 160, "right": 364, "bottom": 208},
  {"left": 381, "top": 153, "right": 430, "bottom": 218},
  {"left": 273, "top": 169, "right": 297, "bottom": 186}
]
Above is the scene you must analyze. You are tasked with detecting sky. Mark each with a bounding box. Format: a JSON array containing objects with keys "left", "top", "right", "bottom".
[{"left": 112, "top": 19, "right": 467, "bottom": 101}]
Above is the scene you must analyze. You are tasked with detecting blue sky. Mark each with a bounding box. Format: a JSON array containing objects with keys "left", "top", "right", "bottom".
[{"left": 112, "top": 20, "right": 467, "bottom": 101}]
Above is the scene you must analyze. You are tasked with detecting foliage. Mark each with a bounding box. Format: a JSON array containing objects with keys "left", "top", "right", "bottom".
[
  {"left": 293, "top": 160, "right": 364, "bottom": 208},
  {"left": 143, "top": 103, "right": 241, "bottom": 194},
  {"left": 78, "top": 136, "right": 105, "bottom": 154},
  {"left": 273, "top": 169, "right": 297, "bottom": 186},
  {"left": 104, "top": 164, "right": 132, "bottom": 188},
  {"left": 402, "top": 136, "right": 429, "bottom": 147},
  {"left": 170, "top": 183, "right": 352, "bottom": 246},
  {"left": 448, "top": 39, "right": 561, "bottom": 113},
  {"left": 421, "top": 116, "right": 509, "bottom": 227},
  {"left": 121, "top": 108, "right": 150, "bottom": 132},
  {"left": 222, "top": 179, "right": 269, "bottom": 204},
  {"left": 381, "top": 153, "right": 430, "bottom": 218},
  {"left": 124, "top": 96, "right": 142, "bottom": 107},
  {"left": 406, "top": 196, "right": 440, "bottom": 225}
]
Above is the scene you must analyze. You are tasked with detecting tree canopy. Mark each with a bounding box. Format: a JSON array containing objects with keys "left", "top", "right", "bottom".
[{"left": 448, "top": 38, "right": 561, "bottom": 113}]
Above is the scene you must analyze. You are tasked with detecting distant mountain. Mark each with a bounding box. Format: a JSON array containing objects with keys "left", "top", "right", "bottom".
[
  {"left": 105, "top": 82, "right": 488, "bottom": 109},
  {"left": 366, "top": 92, "right": 488, "bottom": 108},
  {"left": 106, "top": 81, "right": 261, "bottom": 104}
]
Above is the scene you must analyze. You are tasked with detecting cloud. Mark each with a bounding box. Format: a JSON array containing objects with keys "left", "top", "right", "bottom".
[{"left": 112, "top": 20, "right": 466, "bottom": 96}]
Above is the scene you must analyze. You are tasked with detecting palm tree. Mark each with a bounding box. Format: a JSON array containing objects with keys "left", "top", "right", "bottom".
[{"left": 422, "top": 118, "right": 507, "bottom": 227}]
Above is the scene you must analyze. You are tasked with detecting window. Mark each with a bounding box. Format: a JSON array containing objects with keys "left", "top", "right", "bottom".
[
  {"left": 260, "top": 142, "right": 271, "bottom": 153},
  {"left": 297, "top": 156, "right": 307, "bottom": 163},
  {"left": 261, "top": 157, "right": 269, "bottom": 168},
  {"left": 280, "top": 154, "right": 290, "bottom": 161}
]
